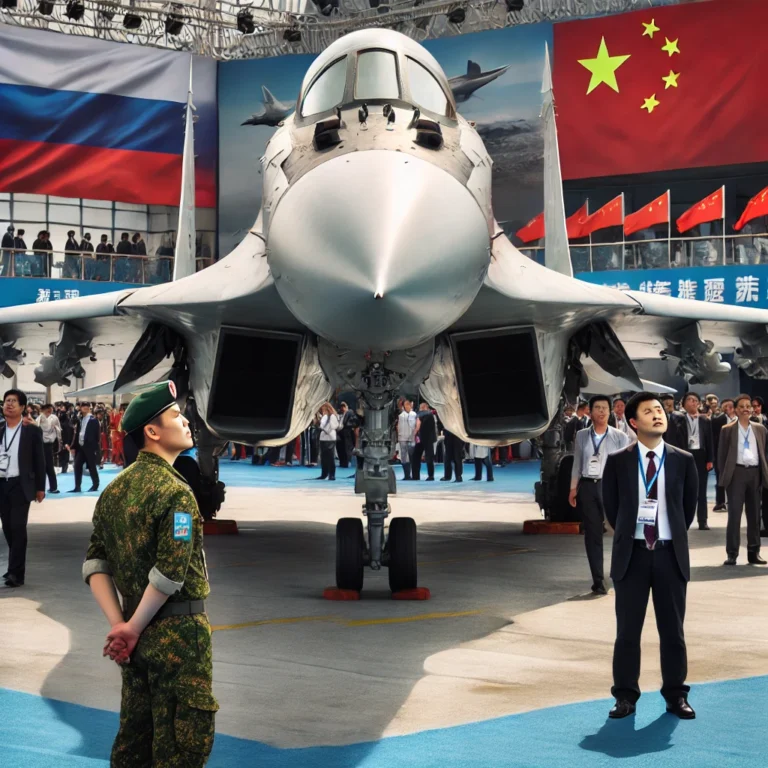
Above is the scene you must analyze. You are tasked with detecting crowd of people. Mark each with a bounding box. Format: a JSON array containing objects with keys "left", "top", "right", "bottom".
[{"left": 1, "top": 224, "right": 170, "bottom": 282}]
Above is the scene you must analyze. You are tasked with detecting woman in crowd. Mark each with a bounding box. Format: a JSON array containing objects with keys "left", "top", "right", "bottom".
[{"left": 317, "top": 403, "right": 340, "bottom": 481}]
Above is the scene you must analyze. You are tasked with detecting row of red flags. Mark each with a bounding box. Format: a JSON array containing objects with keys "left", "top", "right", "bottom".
[{"left": 516, "top": 184, "right": 768, "bottom": 244}]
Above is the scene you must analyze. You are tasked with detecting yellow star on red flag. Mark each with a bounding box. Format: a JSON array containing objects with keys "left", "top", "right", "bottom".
[
  {"left": 642, "top": 94, "right": 660, "bottom": 113},
  {"left": 662, "top": 37, "right": 680, "bottom": 56},
  {"left": 578, "top": 37, "right": 631, "bottom": 94},
  {"left": 662, "top": 70, "right": 680, "bottom": 89},
  {"left": 642, "top": 19, "right": 660, "bottom": 39}
]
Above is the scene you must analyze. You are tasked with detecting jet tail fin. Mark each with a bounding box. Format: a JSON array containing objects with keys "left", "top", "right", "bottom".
[
  {"left": 467, "top": 60, "right": 481, "bottom": 77},
  {"left": 541, "top": 44, "right": 573, "bottom": 278},
  {"left": 261, "top": 85, "right": 276, "bottom": 105}
]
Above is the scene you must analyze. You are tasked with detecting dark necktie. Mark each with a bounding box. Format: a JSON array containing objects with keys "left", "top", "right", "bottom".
[{"left": 644, "top": 450, "right": 658, "bottom": 550}]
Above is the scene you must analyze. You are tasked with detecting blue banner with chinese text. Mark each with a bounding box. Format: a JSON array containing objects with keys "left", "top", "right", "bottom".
[{"left": 0, "top": 278, "right": 136, "bottom": 309}]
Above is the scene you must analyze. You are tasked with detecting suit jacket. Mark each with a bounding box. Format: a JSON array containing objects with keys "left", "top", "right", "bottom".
[
  {"left": 717, "top": 420, "right": 768, "bottom": 489},
  {"left": 666, "top": 412, "right": 713, "bottom": 463},
  {"left": 73, "top": 416, "right": 100, "bottom": 453},
  {"left": 603, "top": 442, "right": 698, "bottom": 582},
  {"left": 0, "top": 423, "right": 46, "bottom": 502},
  {"left": 564, "top": 415, "right": 591, "bottom": 447}
]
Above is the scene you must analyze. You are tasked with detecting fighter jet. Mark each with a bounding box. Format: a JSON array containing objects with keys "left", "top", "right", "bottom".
[
  {"left": 448, "top": 60, "right": 510, "bottom": 102},
  {"left": 2, "top": 29, "right": 768, "bottom": 596},
  {"left": 241, "top": 85, "right": 294, "bottom": 127}
]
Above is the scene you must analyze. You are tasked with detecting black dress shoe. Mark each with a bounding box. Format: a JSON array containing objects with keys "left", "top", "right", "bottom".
[
  {"left": 4, "top": 576, "right": 23, "bottom": 588},
  {"left": 68, "top": 488, "right": 82, "bottom": 493},
  {"left": 748, "top": 553, "right": 767, "bottom": 565},
  {"left": 666, "top": 698, "right": 695, "bottom": 719},
  {"left": 608, "top": 700, "right": 636, "bottom": 719},
  {"left": 723, "top": 556, "right": 737, "bottom": 565},
  {"left": 698, "top": 524, "right": 711, "bottom": 530},
  {"left": 591, "top": 582, "right": 608, "bottom": 595},
  {"left": 87, "top": 486, "right": 99, "bottom": 492},
  {"left": 49, "top": 489, "right": 60, "bottom": 494},
  {"left": 440, "top": 477, "right": 451, "bottom": 481},
  {"left": 425, "top": 477, "right": 434, "bottom": 481},
  {"left": 713, "top": 504, "right": 727, "bottom": 513},
  {"left": 454, "top": 478, "right": 463, "bottom": 483},
  {"left": 470, "top": 477, "right": 481, "bottom": 481}
]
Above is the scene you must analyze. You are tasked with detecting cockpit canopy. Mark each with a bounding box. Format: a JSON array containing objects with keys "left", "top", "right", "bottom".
[{"left": 297, "top": 29, "right": 457, "bottom": 123}]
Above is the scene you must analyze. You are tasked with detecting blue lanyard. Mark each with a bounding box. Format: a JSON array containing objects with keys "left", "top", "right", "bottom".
[
  {"left": 740, "top": 425, "right": 752, "bottom": 450},
  {"left": 638, "top": 447, "right": 666, "bottom": 498},
  {"left": 590, "top": 428, "right": 607, "bottom": 456}
]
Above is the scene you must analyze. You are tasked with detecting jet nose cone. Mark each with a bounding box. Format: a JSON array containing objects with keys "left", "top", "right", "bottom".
[{"left": 267, "top": 151, "right": 491, "bottom": 351}]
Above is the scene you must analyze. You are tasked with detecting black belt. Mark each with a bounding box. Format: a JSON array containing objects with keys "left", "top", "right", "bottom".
[
  {"left": 122, "top": 596, "right": 206, "bottom": 622},
  {"left": 634, "top": 538, "right": 672, "bottom": 549},
  {"left": 736, "top": 464, "right": 759, "bottom": 468},
  {"left": 580, "top": 477, "right": 602, "bottom": 483}
]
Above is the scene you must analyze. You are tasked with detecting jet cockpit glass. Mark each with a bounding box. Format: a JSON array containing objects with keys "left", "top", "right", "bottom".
[
  {"left": 301, "top": 56, "right": 347, "bottom": 117},
  {"left": 354, "top": 50, "right": 400, "bottom": 101},
  {"left": 406, "top": 57, "right": 449, "bottom": 117}
]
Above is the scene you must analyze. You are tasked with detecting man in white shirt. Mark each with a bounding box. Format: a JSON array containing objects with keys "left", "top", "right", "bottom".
[
  {"left": 36, "top": 403, "right": 61, "bottom": 494},
  {"left": 609, "top": 396, "right": 635, "bottom": 438},
  {"left": 397, "top": 400, "right": 417, "bottom": 480},
  {"left": 711, "top": 398, "right": 736, "bottom": 512},
  {"left": 569, "top": 395, "right": 632, "bottom": 595},
  {"left": 602, "top": 392, "right": 698, "bottom": 721}
]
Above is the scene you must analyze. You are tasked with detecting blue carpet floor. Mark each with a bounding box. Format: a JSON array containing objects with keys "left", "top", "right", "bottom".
[{"left": 2, "top": 676, "right": 765, "bottom": 767}]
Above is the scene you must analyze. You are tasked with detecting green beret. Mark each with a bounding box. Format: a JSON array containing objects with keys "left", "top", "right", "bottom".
[{"left": 121, "top": 381, "right": 178, "bottom": 434}]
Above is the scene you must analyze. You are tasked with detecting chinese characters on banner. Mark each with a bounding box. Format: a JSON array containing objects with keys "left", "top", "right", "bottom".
[
  {"left": 35, "top": 288, "right": 80, "bottom": 303},
  {"left": 577, "top": 266, "right": 768, "bottom": 309}
]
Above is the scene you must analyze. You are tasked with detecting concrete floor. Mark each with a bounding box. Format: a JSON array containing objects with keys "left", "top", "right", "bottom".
[{"left": 1, "top": 468, "right": 767, "bottom": 756}]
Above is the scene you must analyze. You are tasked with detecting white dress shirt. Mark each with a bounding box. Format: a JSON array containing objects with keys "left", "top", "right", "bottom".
[
  {"left": 737, "top": 423, "right": 759, "bottom": 467},
  {"left": 0, "top": 421, "right": 22, "bottom": 478},
  {"left": 37, "top": 413, "right": 62, "bottom": 444},
  {"left": 79, "top": 414, "right": 92, "bottom": 445},
  {"left": 397, "top": 410, "right": 417, "bottom": 443},
  {"left": 570, "top": 425, "right": 632, "bottom": 488},
  {"left": 635, "top": 439, "right": 672, "bottom": 541},
  {"left": 685, "top": 414, "right": 700, "bottom": 450}
]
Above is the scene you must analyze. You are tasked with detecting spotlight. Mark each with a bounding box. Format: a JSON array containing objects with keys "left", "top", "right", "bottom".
[
  {"left": 64, "top": 0, "right": 84, "bottom": 19},
  {"left": 447, "top": 6, "right": 464, "bottom": 23},
  {"left": 505, "top": 0, "right": 523, "bottom": 9},
  {"left": 236, "top": 8, "right": 255, "bottom": 34},
  {"left": 38, "top": 0, "right": 55, "bottom": 12},
  {"left": 165, "top": 10, "right": 184, "bottom": 35},
  {"left": 283, "top": 27, "right": 301, "bottom": 43},
  {"left": 123, "top": 11, "right": 142, "bottom": 28},
  {"left": 368, "top": 0, "right": 389, "bottom": 13},
  {"left": 312, "top": 0, "right": 339, "bottom": 15},
  {"left": 1, "top": 0, "right": 18, "bottom": 9}
]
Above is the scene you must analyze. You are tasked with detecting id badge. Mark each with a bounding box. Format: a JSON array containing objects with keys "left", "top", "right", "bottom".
[
  {"left": 0, "top": 453, "right": 9, "bottom": 476},
  {"left": 587, "top": 456, "right": 601, "bottom": 478},
  {"left": 743, "top": 448, "right": 755, "bottom": 464},
  {"left": 688, "top": 437, "right": 697, "bottom": 449},
  {"left": 638, "top": 498, "right": 658, "bottom": 526}
]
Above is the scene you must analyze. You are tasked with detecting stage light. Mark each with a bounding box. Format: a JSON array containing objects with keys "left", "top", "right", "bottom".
[
  {"left": 236, "top": 8, "right": 255, "bottom": 34},
  {"left": 283, "top": 27, "right": 301, "bottom": 42},
  {"left": 123, "top": 11, "right": 142, "bottom": 28},
  {"left": 1, "top": 0, "right": 19, "bottom": 9},
  {"left": 505, "top": 0, "right": 524, "bottom": 10},
  {"left": 38, "top": 0, "right": 55, "bottom": 13},
  {"left": 165, "top": 10, "right": 185, "bottom": 35},
  {"left": 447, "top": 7, "right": 465, "bottom": 24},
  {"left": 65, "top": 0, "right": 84, "bottom": 19},
  {"left": 312, "top": 0, "right": 339, "bottom": 15}
]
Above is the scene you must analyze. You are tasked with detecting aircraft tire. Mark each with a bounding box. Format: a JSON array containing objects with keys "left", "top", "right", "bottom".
[
  {"left": 387, "top": 517, "right": 417, "bottom": 592},
  {"left": 336, "top": 517, "right": 365, "bottom": 592}
]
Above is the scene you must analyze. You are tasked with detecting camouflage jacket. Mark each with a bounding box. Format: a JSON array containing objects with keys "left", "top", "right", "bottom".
[{"left": 83, "top": 451, "right": 209, "bottom": 602}]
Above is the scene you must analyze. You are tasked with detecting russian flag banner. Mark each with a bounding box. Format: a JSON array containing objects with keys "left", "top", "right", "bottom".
[{"left": 0, "top": 25, "right": 216, "bottom": 207}]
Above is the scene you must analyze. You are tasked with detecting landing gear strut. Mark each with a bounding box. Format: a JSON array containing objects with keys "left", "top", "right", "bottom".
[{"left": 333, "top": 362, "right": 418, "bottom": 594}]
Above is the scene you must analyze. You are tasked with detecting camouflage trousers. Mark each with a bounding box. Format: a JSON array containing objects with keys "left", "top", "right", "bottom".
[{"left": 111, "top": 614, "right": 218, "bottom": 767}]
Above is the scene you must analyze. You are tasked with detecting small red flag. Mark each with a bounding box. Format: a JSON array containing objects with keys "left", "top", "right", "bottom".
[
  {"left": 580, "top": 194, "right": 624, "bottom": 237},
  {"left": 516, "top": 212, "right": 545, "bottom": 243},
  {"left": 676, "top": 186, "right": 724, "bottom": 233},
  {"left": 624, "top": 191, "right": 670, "bottom": 236},
  {"left": 566, "top": 202, "right": 590, "bottom": 239},
  {"left": 734, "top": 185, "right": 768, "bottom": 231}
]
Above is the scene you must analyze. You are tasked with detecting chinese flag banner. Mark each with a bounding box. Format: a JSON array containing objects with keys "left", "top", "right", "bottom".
[
  {"left": 676, "top": 186, "right": 724, "bottom": 233},
  {"left": 624, "top": 191, "right": 670, "bottom": 236},
  {"left": 553, "top": 0, "right": 768, "bottom": 180},
  {"left": 581, "top": 194, "right": 624, "bottom": 237},
  {"left": 734, "top": 185, "right": 768, "bottom": 231},
  {"left": 516, "top": 212, "right": 545, "bottom": 243},
  {"left": 566, "top": 202, "right": 590, "bottom": 239}
]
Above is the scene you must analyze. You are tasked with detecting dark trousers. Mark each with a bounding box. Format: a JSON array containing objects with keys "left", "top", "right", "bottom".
[
  {"left": 762, "top": 488, "right": 768, "bottom": 532},
  {"left": 43, "top": 442, "right": 58, "bottom": 492},
  {"left": 689, "top": 448, "right": 709, "bottom": 525},
  {"left": 612, "top": 544, "right": 689, "bottom": 704},
  {"left": 58, "top": 447, "right": 70, "bottom": 473},
  {"left": 0, "top": 478, "right": 31, "bottom": 582},
  {"left": 337, "top": 432, "right": 352, "bottom": 468},
  {"left": 442, "top": 437, "right": 464, "bottom": 481},
  {"left": 578, "top": 480, "right": 604, "bottom": 585},
  {"left": 320, "top": 441, "right": 336, "bottom": 480},
  {"left": 715, "top": 467, "right": 726, "bottom": 506},
  {"left": 726, "top": 466, "right": 762, "bottom": 557},
  {"left": 411, "top": 441, "right": 435, "bottom": 480},
  {"left": 74, "top": 446, "right": 99, "bottom": 490},
  {"left": 473, "top": 455, "right": 494, "bottom": 481}
]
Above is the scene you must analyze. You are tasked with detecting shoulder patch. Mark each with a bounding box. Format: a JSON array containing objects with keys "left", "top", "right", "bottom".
[{"left": 173, "top": 512, "right": 193, "bottom": 541}]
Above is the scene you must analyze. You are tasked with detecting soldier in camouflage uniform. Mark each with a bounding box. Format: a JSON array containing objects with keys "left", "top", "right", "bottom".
[{"left": 82, "top": 381, "right": 218, "bottom": 767}]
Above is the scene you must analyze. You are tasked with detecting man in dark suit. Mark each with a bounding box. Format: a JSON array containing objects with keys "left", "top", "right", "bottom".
[
  {"left": 717, "top": 395, "right": 767, "bottom": 566},
  {"left": 441, "top": 428, "right": 464, "bottom": 483},
  {"left": 666, "top": 392, "right": 713, "bottom": 530},
  {"left": 602, "top": 391, "right": 698, "bottom": 720},
  {"left": 564, "top": 401, "right": 591, "bottom": 451},
  {"left": 69, "top": 401, "right": 100, "bottom": 492},
  {"left": 711, "top": 398, "right": 735, "bottom": 512},
  {"left": 0, "top": 389, "right": 46, "bottom": 587}
]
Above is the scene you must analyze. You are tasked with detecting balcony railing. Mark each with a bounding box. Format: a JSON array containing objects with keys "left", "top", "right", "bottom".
[
  {"left": 0, "top": 248, "right": 213, "bottom": 284},
  {"left": 517, "top": 233, "right": 768, "bottom": 272}
]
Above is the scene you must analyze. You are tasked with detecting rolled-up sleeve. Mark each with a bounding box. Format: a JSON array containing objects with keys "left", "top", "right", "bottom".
[
  {"left": 83, "top": 515, "right": 112, "bottom": 584},
  {"left": 153, "top": 492, "right": 197, "bottom": 594}
]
